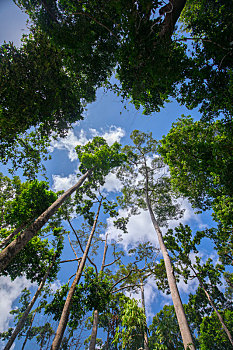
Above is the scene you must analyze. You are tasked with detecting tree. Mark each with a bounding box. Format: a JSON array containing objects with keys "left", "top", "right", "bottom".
[
  {"left": 149, "top": 305, "right": 188, "bottom": 350},
  {"left": 199, "top": 309, "right": 233, "bottom": 350},
  {"left": 14, "top": 0, "right": 188, "bottom": 115},
  {"left": 117, "top": 130, "right": 195, "bottom": 350},
  {"left": 15, "top": 0, "right": 233, "bottom": 121},
  {"left": 0, "top": 30, "right": 90, "bottom": 146},
  {"left": 164, "top": 224, "right": 233, "bottom": 346},
  {"left": 158, "top": 115, "right": 233, "bottom": 229},
  {"left": 0, "top": 137, "right": 126, "bottom": 271},
  {"left": 0, "top": 175, "right": 57, "bottom": 249},
  {"left": 178, "top": 0, "right": 233, "bottom": 121},
  {"left": 112, "top": 298, "right": 147, "bottom": 350},
  {"left": 3, "top": 244, "right": 62, "bottom": 350}
]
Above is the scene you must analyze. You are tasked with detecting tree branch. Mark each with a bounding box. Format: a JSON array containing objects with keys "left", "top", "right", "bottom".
[{"left": 67, "top": 218, "right": 98, "bottom": 274}]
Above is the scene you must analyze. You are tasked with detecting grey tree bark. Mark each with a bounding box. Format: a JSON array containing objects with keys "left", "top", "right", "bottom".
[
  {"left": 89, "top": 234, "right": 108, "bottom": 350},
  {"left": 51, "top": 199, "right": 102, "bottom": 350},
  {"left": 144, "top": 164, "right": 195, "bottom": 350},
  {"left": 4, "top": 258, "right": 55, "bottom": 350},
  {"left": 140, "top": 279, "right": 149, "bottom": 350},
  {"left": 0, "top": 169, "right": 91, "bottom": 272}
]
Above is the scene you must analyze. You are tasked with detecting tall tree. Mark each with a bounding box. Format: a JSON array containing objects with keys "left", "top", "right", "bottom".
[
  {"left": 51, "top": 198, "right": 102, "bottom": 350},
  {"left": 0, "top": 137, "right": 126, "bottom": 271},
  {"left": 3, "top": 245, "right": 62, "bottom": 350},
  {"left": 158, "top": 115, "right": 233, "bottom": 229},
  {"left": 117, "top": 130, "right": 195, "bottom": 349},
  {"left": 164, "top": 224, "right": 233, "bottom": 346}
]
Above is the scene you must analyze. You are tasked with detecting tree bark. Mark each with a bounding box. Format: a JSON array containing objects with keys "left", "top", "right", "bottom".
[
  {"left": 140, "top": 279, "right": 149, "bottom": 350},
  {"left": 21, "top": 309, "right": 37, "bottom": 350},
  {"left": 89, "top": 234, "right": 108, "bottom": 350},
  {"left": 159, "top": 0, "right": 187, "bottom": 39},
  {"left": 4, "top": 259, "right": 55, "bottom": 350},
  {"left": 0, "top": 223, "right": 26, "bottom": 250},
  {"left": 0, "top": 169, "right": 91, "bottom": 272},
  {"left": 144, "top": 164, "right": 195, "bottom": 350},
  {"left": 196, "top": 276, "right": 233, "bottom": 347},
  {"left": 51, "top": 199, "right": 102, "bottom": 350}
]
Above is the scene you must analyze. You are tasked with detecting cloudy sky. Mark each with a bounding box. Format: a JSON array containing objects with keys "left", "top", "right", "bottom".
[{"left": 0, "top": 1, "right": 218, "bottom": 348}]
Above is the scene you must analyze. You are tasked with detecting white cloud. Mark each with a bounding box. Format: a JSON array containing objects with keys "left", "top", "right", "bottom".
[
  {"left": 49, "top": 280, "right": 62, "bottom": 293},
  {"left": 106, "top": 197, "right": 204, "bottom": 251},
  {"left": 0, "top": 276, "right": 33, "bottom": 332},
  {"left": 106, "top": 209, "right": 157, "bottom": 251},
  {"left": 49, "top": 126, "right": 125, "bottom": 162},
  {"left": 101, "top": 172, "right": 123, "bottom": 193},
  {"left": 89, "top": 127, "right": 125, "bottom": 146},
  {"left": 52, "top": 173, "right": 78, "bottom": 192}
]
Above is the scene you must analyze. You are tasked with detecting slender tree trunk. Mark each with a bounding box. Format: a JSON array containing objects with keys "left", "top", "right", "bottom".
[
  {"left": 140, "top": 279, "right": 149, "bottom": 350},
  {"left": 0, "top": 169, "right": 91, "bottom": 272},
  {"left": 89, "top": 234, "right": 108, "bottom": 350},
  {"left": 51, "top": 199, "right": 102, "bottom": 350},
  {"left": 144, "top": 166, "right": 195, "bottom": 350},
  {"left": 21, "top": 309, "right": 37, "bottom": 350},
  {"left": 89, "top": 310, "right": 99, "bottom": 350},
  {"left": 197, "top": 276, "right": 233, "bottom": 346},
  {"left": 4, "top": 259, "right": 55, "bottom": 350},
  {"left": 0, "top": 223, "right": 26, "bottom": 250}
]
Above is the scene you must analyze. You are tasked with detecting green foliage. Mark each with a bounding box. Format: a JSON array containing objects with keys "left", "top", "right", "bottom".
[
  {"left": 113, "top": 298, "right": 147, "bottom": 350},
  {"left": 159, "top": 116, "right": 233, "bottom": 228},
  {"left": 149, "top": 305, "right": 186, "bottom": 350},
  {"left": 0, "top": 30, "right": 87, "bottom": 144},
  {"left": 45, "top": 267, "right": 112, "bottom": 330},
  {"left": 199, "top": 310, "right": 233, "bottom": 350},
  {"left": 6, "top": 180, "right": 57, "bottom": 227},
  {"left": 117, "top": 130, "right": 183, "bottom": 227},
  {"left": 0, "top": 227, "right": 64, "bottom": 283},
  {"left": 179, "top": 0, "right": 233, "bottom": 120}
]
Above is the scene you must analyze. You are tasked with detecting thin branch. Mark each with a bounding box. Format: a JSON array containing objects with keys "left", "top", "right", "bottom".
[
  {"left": 176, "top": 37, "right": 230, "bottom": 51},
  {"left": 111, "top": 268, "right": 136, "bottom": 291},
  {"left": 113, "top": 284, "right": 141, "bottom": 294},
  {"left": 68, "top": 232, "right": 78, "bottom": 259},
  {"left": 67, "top": 273, "right": 76, "bottom": 286},
  {"left": 70, "top": 12, "right": 119, "bottom": 41},
  {"left": 60, "top": 258, "right": 81, "bottom": 264},
  {"left": 103, "top": 257, "right": 121, "bottom": 268},
  {"left": 67, "top": 218, "right": 98, "bottom": 274}
]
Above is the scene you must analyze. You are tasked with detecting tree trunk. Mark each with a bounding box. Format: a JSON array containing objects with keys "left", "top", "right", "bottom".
[
  {"left": 0, "top": 223, "right": 26, "bottom": 250},
  {"left": 140, "top": 279, "right": 149, "bottom": 350},
  {"left": 197, "top": 276, "right": 233, "bottom": 347},
  {"left": 144, "top": 166, "right": 195, "bottom": 350},
  {"left": 4, "top": 258, "right": 55, "bottom": 350},
  {"left": 89, "top": 234, "right": 108, "bottom": 350},
  {"left": 159, "top": 0, "right": 187, "bottom": 39},
  {"left": 0, "top": 169, "right": 91, "bottom": 272},
  {"left": 21, "top": 309, "right": 37, "bottom": 350},
  {"left": 51, "top": 199, "right": 102, "bottom": 350}
]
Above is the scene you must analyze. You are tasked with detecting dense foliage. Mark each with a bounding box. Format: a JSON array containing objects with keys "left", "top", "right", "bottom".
[{"left": 0, "top": 0, "right": 232, "bottom": 349}]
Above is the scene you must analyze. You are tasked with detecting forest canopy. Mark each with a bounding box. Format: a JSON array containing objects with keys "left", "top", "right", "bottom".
[{"left": 0, "top": 0, "right": 232, "bottom": 349}]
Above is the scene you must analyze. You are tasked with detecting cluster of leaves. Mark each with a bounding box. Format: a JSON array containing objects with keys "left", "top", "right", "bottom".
[
  {"left": 112, "top": 298, "right": 147, "bottom": 350},
  {"left": 158, "top": 116, "right": 233, "bottom": 228},
  {"left": 45, "top": 267, "right": 112, "bottom": 330}
]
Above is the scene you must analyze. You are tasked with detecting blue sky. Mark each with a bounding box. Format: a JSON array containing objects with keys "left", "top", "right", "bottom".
[{"left": 0, "top": 1, "right": 226, "bottom": 349}]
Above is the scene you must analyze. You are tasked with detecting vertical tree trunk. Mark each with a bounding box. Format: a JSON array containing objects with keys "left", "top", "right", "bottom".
[
  {"left": 140, "top": 279, "right": 149, "bottom": 350},
  {"left": 196, "top": 275, "right": 233, "bottom": 347},
  {"left": 21, "top": 309, "right": 37, "bottom": 350},
  {"left": 4, "top": 258, "right": 55, "bottom": 350},
  {"left": 144, "top": 166, "right": 195, "bottom": 350},
  {"left": 51, "top": 199, "right": 102, "bottom": 350},
  {"left": 0, "top": 170, "right": 91, "bottom": 272},
  {"left": 89, "top": 234, "right": 108, "bottom": 350}
]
